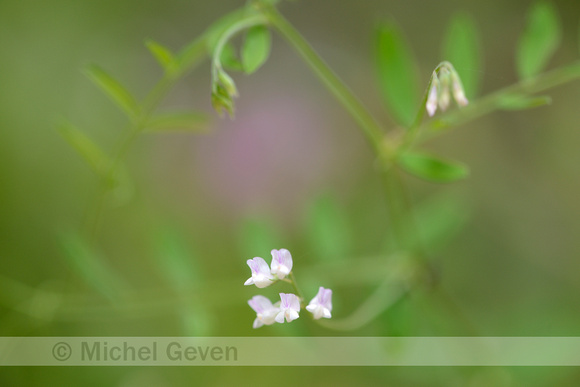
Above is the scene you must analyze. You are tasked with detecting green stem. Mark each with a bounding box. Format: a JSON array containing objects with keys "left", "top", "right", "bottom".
[
  {"left": 264, "top": 10, "right": 480, "bottom": 332},
  {"left": 265, "top": 6, "right": 420, "bottom": 329},
  {"left": 402, "top": 61, "right": 450, "bottom": 151},
  {"left": 84, "top": 39, "right": 208, "bottom": 242},
  {"left": 289, "top": 271, "right": 305, "bottom": 304},
  {"left": 264, "top": 7, "right": 387, "bottom": 155},
  {"left": 211, "top": 14, "right": 268, "bottom": 85},
  {"left": 419, "top": 61, "right": 580, "bottom": 142}
]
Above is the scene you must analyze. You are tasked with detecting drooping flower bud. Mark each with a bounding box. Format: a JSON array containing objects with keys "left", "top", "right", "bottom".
[{"left": 426, "top": 72, "right": 440, "bottom": 117}]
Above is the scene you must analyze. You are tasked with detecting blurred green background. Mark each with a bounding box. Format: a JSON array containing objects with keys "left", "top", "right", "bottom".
[{"left": 1, "top": 0, "right": 580, "bottom": 385}]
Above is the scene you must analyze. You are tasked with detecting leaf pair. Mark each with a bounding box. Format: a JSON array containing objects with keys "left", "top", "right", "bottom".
[
  {"left": 211, "top": 24, "right": 272, "bottom": 117},
  {"left": 375, "top": 14, "right": 482, "bottom": 128},
  {"left": 84, "top": 64, "right": 209, "bottom": 131}
]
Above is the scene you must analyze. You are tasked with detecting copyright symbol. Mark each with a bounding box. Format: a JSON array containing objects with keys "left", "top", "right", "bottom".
[{"left": 52, "top": 342, "right": 72, "bottom": 361}]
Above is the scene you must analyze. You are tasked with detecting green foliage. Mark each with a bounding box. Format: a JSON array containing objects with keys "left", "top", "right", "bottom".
[
  {"left": 220, "top": 42, "right": 244, "bottom": 72},
  {"left": 498, "top": 94, "right": 552, "bottom": 110},
  {"left": 58, "top": 231, "right": 126, "bottom": 300},
  {"left": 145, "top": 111, "right": 210, "bottom": 132},
  {"left": 375, "top": 20, "right": 419, "bottom": 128},
  {"left": 397, "top": 151, "right": 469, "bottom": 183},
  {"left": 57, "top": 121, "right": 111, "bottom": 178},
  {"left": 517, "top": 1, "right": 561, "bottom": 79},
  {"left": 145, "top": 39, "right": 176, "bottom": 74},
  {"left": 242, "top": 25, "right": 272, "bottom": 74},
  {"left": 442, "top": 13, "right": 481, "bottom": 99},
  {"left": 304, "top": 194, "right": 351, "bottom": 261},
  {"left": 83, "top": 65, "right": 141, "bottom": 121}
]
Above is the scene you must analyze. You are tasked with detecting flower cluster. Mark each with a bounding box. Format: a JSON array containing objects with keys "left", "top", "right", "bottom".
[
  {"left": 245, "top": 249, "right": 333, "bottom": 328},
  {"left": 426, "top": 62, "right": 468, "bottom": 117}
]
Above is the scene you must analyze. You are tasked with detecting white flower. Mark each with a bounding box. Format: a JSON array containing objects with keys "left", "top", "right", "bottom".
[
  {"left": 451, "top": 71, "right": 469, "bottom": 107},
  {"left": 270, "top": 248, "right": 293, "bottom": 280},
  {"left": 438, "top": 67, "right": 451, "bottom": 112},
  {"left": 306, "top": 286, "right": 332, "bottom": 319},
  {"left": 426, "top": 62, "right": 469, "bottom": 117},
  {"left": 248, "top": 295, "right": 280, "bottom": 329},
  {"left": 426, "top": 72, "right": 439, "bottom": 117},
  {"left": 244, "top": 257, "right": 275, "bottom": 288},
  {"left": 275, "top": 293, "right": 301, "bottom": 323}
]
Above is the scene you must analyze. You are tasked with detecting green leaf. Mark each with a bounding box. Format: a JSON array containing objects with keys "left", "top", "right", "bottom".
[
  {"left": 398, "top": 151, "right": 469, "bottom": 183},
  {"left": 145, "top": 39, "right": 175, "bottom": 73},
  {"left": 220, "top": 42, "right": 244, "bottom": 72},
  {"left": 242, "top": 25, "right": 272, "bottom": 74},
  {"left": 516, "top": 1, "right": 561, "bottom": 79},
  {"left": 57, "top": 121, "right": 111, "bottom": 178},
  {"left": 304, "top": 194, "right": 351, "bottom": 261},
  {"left": 84, "top": 65, "right": 141, "bottom": 121},
  {"left": 58, "top": 230, "right": 126, "bottom": 300},
  {"left": 442, "top": 12, "right": 481, "bottom": 98},
  {"left": 145, "top": 111, "right": 210, "bottom": 132},
  {"left": 498, "top": 94, "right": 552, "bottom": 110},
  {"left": 375, "top": 20, "right": 420, "bottom": 128}
]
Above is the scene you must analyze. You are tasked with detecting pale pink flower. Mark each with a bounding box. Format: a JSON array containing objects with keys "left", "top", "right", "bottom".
[
  {"left": 270, "top": 248, "right": 293, "bottom": 280},
  {"left": 244, "top": 257, "right": 275, "bottom": 288},
  {"left": 275, "top": 293, "right": 301, "bottom": 323},
  {"left": 306, "top": 287, "right": 333, "bottom": 319}
]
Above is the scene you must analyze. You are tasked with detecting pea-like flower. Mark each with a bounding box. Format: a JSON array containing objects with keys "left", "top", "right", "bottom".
[
  {"left": 244, "top": 257, "right": 275, "bottom": 288},
  {"left": 426, "top": 72, "right": 439, "bottom": 117},
  {"left": 425, "top": 62, "right": 468, "bottom": 117},
  {"left": 270, "top": 248, "right": 293, "bottom": 280},
  {"left": 248, "top": 295, "right": 280, "bottom": 329},
  {"left": 306, "top": 286, "right": 333, "bottom": 319},
  {"left": 451, "top": 71, "right": 468, "bottom": 107},
  {"left": 275, "top": 293, "right": 301, "bottom": 323}
]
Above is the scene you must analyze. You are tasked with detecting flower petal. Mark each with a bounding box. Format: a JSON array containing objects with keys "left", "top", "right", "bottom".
[
  {"left": 286, "top": 309, "right": 299, "bottom": 322},
  {"left": 253, "top": 318, "right": 263, "bottom": 329},
  {"left": 275, "top": 311, "right": 285, "bottom": 324}
]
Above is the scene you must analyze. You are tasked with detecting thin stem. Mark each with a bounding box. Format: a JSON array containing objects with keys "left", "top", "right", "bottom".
[
  {"left": 402, "top": 61, "right": 450, "bottom": 151},
  {"left": 317, "top": 278, "right": 410, "bottom": 331},
  {"left": 83, "top": 39, "right": 207, "bottom": 242},
  {"left": 265, "top": 6, "right": 425, "bottom": 330},
  {"left": 419, "top": 61, "right": 580, "bottom": 143},
  {"left": 264, "top": 7, "right": 387, "bottom": 155},
  {"left": 211, "top": 14, "right": 268, "bottom": 86},
  {"left": 289, "top": 271, "right": 305, "bottom": 304}
]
